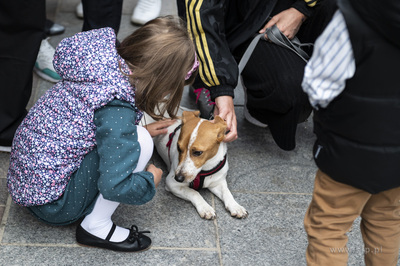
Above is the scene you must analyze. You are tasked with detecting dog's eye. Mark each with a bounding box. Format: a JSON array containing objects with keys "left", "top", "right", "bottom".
[{"left": 192, "top": 150, "right": 203, "bottom": 157}]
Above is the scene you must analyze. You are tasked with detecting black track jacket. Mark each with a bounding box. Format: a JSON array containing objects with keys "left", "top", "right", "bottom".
[{"left": 177, "top": 0, "right": 318, "bottom": 100}]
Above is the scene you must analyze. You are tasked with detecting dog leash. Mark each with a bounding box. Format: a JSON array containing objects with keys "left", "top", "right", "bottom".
[
  {"left": 265, "top": 25, "right": 313, "bottom": 63},
  {"left": 237, "top": 24, "right": 313, "bottom": 77}
]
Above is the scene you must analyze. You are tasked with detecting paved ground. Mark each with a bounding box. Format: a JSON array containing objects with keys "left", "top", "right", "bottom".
[{"left": 0, "top": 1, "right": 394, "bottom": 265}]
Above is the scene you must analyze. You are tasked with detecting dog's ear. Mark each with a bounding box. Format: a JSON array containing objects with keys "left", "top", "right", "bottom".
[
  {"left": 182, "top": 110, "right": 201, "bottom": 123},
  {"left": 214, "top": 116, "right": 226, "bottom": 125},
  {"left": 214, "top": 116, "right": 227, "bottom": 142}
]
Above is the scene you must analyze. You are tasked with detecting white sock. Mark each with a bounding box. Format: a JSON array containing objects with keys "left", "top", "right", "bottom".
[
  {"left": 134, "top": 126, "right": 153, "bottom": 172},
  {"left": 80, "top": 194, "right": 129, "bottom": 242},
  {"left": 80, "top": 126, "right": 153, "bottom": 242}
]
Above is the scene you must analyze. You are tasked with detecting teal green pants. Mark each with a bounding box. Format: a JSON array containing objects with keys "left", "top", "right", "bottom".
[{"left": 28, "top": 149, "right": 100, "bottom": 225}]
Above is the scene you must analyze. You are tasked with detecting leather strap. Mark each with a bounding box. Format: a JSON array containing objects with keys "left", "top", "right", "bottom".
[
  {"left": 238, "top": 33, "right": 265, "bottom": 74},
  {"left": 106, "top": 223, "right": 117, "bottom": 241},
  {"left": 237, "top": 24, "right": 313, "bottom": 79},
  {"left": 265, "top": 24, "right": 313, "bottom": 63}
]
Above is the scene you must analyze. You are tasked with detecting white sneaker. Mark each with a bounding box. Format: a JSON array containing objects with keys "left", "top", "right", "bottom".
[
  {"left": 131, "top": 0, "right": 161, "bottom": 25},
  {"left": 76, "top": 2, "right": 84, "bottom": 19},
  {"left": 0, "top": 146, "right": 11, "bottom": 153},
  {"left": 34, "top": 38, "right": 61, "bottom": 83}
]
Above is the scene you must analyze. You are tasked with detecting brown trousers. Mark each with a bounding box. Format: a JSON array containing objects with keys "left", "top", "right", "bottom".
[{"left": 304, "top": 170, "right": 400, "bottom": 266}]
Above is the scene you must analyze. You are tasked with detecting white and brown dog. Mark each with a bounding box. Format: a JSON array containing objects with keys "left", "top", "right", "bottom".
[{"left": 153, "top": 110, "right": 248, "bottom": 220}]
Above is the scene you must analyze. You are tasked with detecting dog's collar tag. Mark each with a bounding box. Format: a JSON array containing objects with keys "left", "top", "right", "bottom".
[{"left": 189, "top": 154, "right": 227, "bottom": 191}]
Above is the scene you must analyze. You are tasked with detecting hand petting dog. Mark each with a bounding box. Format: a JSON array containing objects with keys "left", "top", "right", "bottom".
[
  {"left": 143, "top": 120, "right": 177, "bottom": 187},
  {"left": 144, "top": 119, "right": 177, "bottom": 137}
]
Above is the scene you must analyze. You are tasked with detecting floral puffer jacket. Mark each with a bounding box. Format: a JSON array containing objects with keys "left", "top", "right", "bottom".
[{"left": 7, "top": 28, "right": 143, "bottom": 206}]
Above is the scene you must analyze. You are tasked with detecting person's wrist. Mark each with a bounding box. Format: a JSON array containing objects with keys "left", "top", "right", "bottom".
[{"left": 290, "top": 7, "right": 307, "bottom": 22}]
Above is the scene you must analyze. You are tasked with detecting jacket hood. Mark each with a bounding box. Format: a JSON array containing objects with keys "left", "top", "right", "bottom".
[{"left": 53, "top": 27, "right": 126, "bottom": 84}]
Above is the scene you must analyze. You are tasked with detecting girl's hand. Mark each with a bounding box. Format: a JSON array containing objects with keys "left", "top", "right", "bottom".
[
  {"left": 144, "top": 119, "right": 176, "bottom": 137},
  {"left": 146, "top": 164, "right": 163, "bottom": 187}
]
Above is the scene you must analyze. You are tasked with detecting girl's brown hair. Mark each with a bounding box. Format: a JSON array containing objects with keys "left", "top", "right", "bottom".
[{"left": 117, "top": 16, "right": 197, "bottom": 120}]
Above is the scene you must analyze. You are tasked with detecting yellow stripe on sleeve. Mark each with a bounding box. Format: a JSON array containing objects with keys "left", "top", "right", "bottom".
[
  {"left": 186, "top": 0, "right": 220, "bottom": 87},
  {"left": 304, "top": 0, "right": 317, "bottom": 7}
]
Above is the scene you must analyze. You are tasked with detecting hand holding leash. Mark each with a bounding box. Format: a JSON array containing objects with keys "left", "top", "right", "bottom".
[{"left": 260, "top": 7, "right": 306, "bottom": 40}]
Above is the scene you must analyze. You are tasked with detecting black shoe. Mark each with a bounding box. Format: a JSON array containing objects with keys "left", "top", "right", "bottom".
[
  {"left": 190, "top": 87, "right": 215, "bottom": 120},
  {"left": 45, "top": 19, "right": 65, "bottom": 36},
  {"left": 76, "top": 224, "right": 152, "bottom": 252},
  {"left": 242, "top": 82, "right": 268, "bottom": 128}
]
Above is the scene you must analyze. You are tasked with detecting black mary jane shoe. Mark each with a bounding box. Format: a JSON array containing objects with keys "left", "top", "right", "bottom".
[{"left": 76, "top": 224, "right": 152, "bottom": 252}]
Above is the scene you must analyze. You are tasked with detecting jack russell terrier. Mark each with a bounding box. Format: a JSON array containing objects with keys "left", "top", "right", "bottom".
[{"left": 152, "top": 110, "right": 248, "bottom": 220}]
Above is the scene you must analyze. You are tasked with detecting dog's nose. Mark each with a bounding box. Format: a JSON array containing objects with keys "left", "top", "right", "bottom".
[{"left": 175, "top": 175, "right": 185, "bottom": 183}]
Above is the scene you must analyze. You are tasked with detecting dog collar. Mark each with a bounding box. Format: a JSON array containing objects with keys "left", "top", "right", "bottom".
[{"left": 190, "top": 154, "right": 227, "bottom": 191}]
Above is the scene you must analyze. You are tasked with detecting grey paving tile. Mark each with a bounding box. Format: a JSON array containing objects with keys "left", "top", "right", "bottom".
[
  {"left": 0, "top": 245, "right": 220, "bottom": 266},
  {"left": 2, "top": 204, "right": 77, "bottom": 245},
  {"left": 0, "top": 153, "right": 10, "bottom": 211},
  {"left": 214, "top": 193, "right": 380, "bottom": 266},
  {"left": 225, "top": 108, "right": 317, "bottom": 194},
  {"left": 0, "top": 206, "right": 4, "bottom": 222},
  {"left": 226, "top": 161, "right": 316, "bottom": 194},
  {"left": 58, "top": 0, "right": 81, "bottom": 13},
  {"left": 0, "top": 178, "right": 8, "bottom": 206},
  {"left": 215, "top": 193, "right": 310, "bottom": 266},
  {"left": 122, "top": 0, "right": 137, "bottom": 16},
  {"left": 0, "top": 153, "right": 10, "bottom": 178},
  {"left": 27, "top": 75, "right": 42, "bottom": 110},
  {"left": 119, "top": 15, "right": 140, "bottom": 41},
  {"left": 159, "top": 0, "right": 178, "bottom": 16},
  {"left": 113, "top": 192, "right": 218, "bottom": 249}
]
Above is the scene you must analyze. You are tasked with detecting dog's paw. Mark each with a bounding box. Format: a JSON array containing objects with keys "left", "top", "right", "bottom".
[
  {"left": 196, "top": 203, "right": 216, "bottom": 220},
  {"left": 226, "top": 204, "right": 248, "bottom": 219}
]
